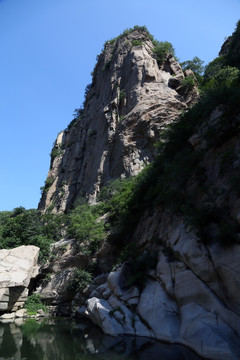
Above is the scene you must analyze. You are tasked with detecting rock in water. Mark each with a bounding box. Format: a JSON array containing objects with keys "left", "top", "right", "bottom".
[{"left": 0, "top": 245, "right": 39, "bottom": 312}]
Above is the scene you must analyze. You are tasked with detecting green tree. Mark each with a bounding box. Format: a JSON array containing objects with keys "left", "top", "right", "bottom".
[
  {"left": 0, "top": 208, "right": 66, "bottom": 262},
  {"left": 153, "top": 41, "right": 175, "bottom": 65},
  {"left": 180, "top": 56, "right": 204, "bottom": 76},
  {"left": 68, "top": 203, "right": 106, "bottom": 255}
]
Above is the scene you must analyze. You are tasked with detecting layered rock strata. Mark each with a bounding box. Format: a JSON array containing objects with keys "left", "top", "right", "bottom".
[
  {"left": 0, "top": 246, "right": 39, "bottom": 312},
  {"left": 38, "top": 30, "right": 197, "bottom": 213}
]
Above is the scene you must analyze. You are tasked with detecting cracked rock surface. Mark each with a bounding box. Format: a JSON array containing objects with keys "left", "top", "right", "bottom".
[
  {"left": 38, "top": 30, "right": 197, "bottom": 213},
  {"left": 0, "top": 246, "right": 39, "bottom": 312}
]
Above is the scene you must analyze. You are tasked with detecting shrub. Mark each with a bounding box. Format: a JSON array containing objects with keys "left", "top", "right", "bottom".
[
  {"left": 203, "top": 66, "right": 240, "bottom": 92},
  {"left": 204, "top": 56, "right": 226, "bottom": 81},
  {"left": 50, "top": 147, "right": 63, "bottom": 165},
  {"left": 180, "top": 76, "right": 196, "bottom": 91},
  {"left": 131, "top": 40, "right": 143, "bottom": 47},
  {"left": 44, "top": 176, "right": 55, "bottom": 191},
  {"left": 24, "top": 293, "right": 46, "bottom": 315},
  {"left": 67, "top": 269, "right": 92, "bottom": 295},
  {"left": 180, "top": 56, "right": 204, "bottom": 85},
  {"left": 153, "top": 41, "right": 175, "bottom": 65},
  {"left": 68, "top": 203, "right": 106, "bottom": 255}
]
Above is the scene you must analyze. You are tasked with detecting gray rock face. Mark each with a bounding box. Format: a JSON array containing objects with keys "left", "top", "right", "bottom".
[
  {"left": 0, "top": 246, "right": 39, "bottom": 312},
  {"left": 36, "top": 28, "right": 240, "bottom": 360},
  {"left": 38, "top": 30, "right": 197, "bottom": 213},
  {"left": 83, "top": 207, "right": 240, "bottom": 360}
]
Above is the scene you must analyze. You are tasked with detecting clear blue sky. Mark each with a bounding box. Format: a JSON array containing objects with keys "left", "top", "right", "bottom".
[{"left": 0, "top": 0, "right": 239, "bottom": 211}]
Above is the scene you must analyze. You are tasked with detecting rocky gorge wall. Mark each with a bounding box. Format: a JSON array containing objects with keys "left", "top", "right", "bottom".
[
  {"left": 55, "top": 106, "right": 240, "bottom": 360},
  {"left": 38, "top": 29, "right": 197, "bottom": 213},
  {"left": 35, "top": 26, "right": 240, "bottom": 360}
]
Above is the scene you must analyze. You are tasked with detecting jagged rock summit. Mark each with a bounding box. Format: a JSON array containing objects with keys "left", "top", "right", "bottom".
[{"left": 38, "top": 28, "right": 197, "bottom": 213}]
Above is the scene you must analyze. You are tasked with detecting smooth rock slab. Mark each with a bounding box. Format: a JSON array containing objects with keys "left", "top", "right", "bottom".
[
  {"left": 137, "top": 280, "right": 179, "bottom": 342},
  {"left": 0, "top": 245, "right": 39, "bottom": 312}
]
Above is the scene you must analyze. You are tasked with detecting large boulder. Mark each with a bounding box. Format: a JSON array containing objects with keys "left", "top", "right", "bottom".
[{"left": 0, "top": 245, "right": 39, "bottom": 312}]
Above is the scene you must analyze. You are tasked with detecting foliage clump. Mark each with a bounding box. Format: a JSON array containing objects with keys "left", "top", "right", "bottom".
[
  {"left": 24, "top": 293, "right": 46, "bottom": 315},
  {"left": 180, "top": 56, "right": 205, "bottom": 85},
  {"left": 131, "top": 40, "right": 144, "bottom": 47},
  {"left": 152, "top": 41, "right": 175, "bottom": 65},
  {"left": 68, "top": 203, "right": 106, "bottom": 255},
  {"left": 180, "top": 76, "right": 196, "bottom": 91},
  {"left": 67, "top": 268, "right": 92, "bottom": 295},
  {"left": 0, "top": 207, "right": 65, "bottom": 262}
]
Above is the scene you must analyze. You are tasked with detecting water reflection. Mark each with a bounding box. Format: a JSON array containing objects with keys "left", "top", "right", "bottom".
[{"left": 0, "top": 318, "right": 204, "bottom": 360}]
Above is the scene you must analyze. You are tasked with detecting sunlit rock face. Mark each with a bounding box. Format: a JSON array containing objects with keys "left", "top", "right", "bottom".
[
  {"left": 38, "top": 30, "right": 197, "bottom": 213},
  {"left": 0, "top": 245, "right": 39, "bottom": 312}
]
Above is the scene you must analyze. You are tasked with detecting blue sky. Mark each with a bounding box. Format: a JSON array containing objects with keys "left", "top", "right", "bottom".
[{"left": 0, "top": 0, "right": 240, "bottom": 211}]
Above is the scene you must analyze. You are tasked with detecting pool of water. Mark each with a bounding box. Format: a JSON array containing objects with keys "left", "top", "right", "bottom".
[{"left": 0, "top": 318, "right": 204, "bottom": 360}]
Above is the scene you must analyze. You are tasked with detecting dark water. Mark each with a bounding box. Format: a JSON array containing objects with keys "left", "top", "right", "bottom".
[{"left": 0, "top": 318, "right": 204, "bottom": 360}]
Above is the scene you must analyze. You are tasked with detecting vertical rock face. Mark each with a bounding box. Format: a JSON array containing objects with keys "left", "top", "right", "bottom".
[
  {"left": 0, "top": 246, "right": 39, "bottom": 312},
  {"left": 38, "top": 30, "right": 197, "bottom": 213},
  {"left": 36, "top": 26, "right": 240, "bottom": 360}
]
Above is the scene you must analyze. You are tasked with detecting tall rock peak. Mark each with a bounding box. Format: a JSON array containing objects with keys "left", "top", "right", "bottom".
[{"left": 39, "top": 29, "right": 198, "bottom": 213}]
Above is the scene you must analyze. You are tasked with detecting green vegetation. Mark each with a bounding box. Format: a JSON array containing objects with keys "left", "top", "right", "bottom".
[
  {"left": 152, "top": 41, "right": 175, "bottom": 65},
  {"left": 24, "top": 293, "right": 46, "bottom": 315},
  {"left": 0, "top": 207, "right": 65, "bottom": 261},
  {"left": 90, "top": 23, "right": 240, "bottom": 248},
  {"left": 67, "top": 268, "right": 92, "bottom": 295},
  {"left": 22, "top": 319, "right": 45, "bottom": 338},
  {"left": 40, "top": 176, "right": 55, "bottom": 194},
  {"left": 180, "top": 75, "right": 196, "bottom": 91},
  {"left": 180, "top": 56, "right": 204, "bottom": 85},
  {"left": 1, "top": 21, "right": 240, "bottom": 300},
  {"left": 203, "top": 66, "right": 239, "bottom": 92},
  {"left": 131, "top": 40, "right": 143, "bottom": 47},
  {"left": 119, "top": 89, "right": 126, "bottom": 100},
  {"left": 68, "top": 203, "right": 106, "bottom": 255},
  {"left": 51, "top": 147, "right": 63, "bottom": 161},
  {"left": 181, "top": 56, "right": 204, "bottom": 76},
  {"left": 103, "top": 25, "right": 153, "bottom": 49}
]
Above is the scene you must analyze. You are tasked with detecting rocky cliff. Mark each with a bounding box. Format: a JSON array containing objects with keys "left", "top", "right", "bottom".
[
  {"left": 38, "top": 29, "right": 197, "bottom": 213},
  {"left": 36, "top": 25, "right": 240, "bottom": 360}
]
